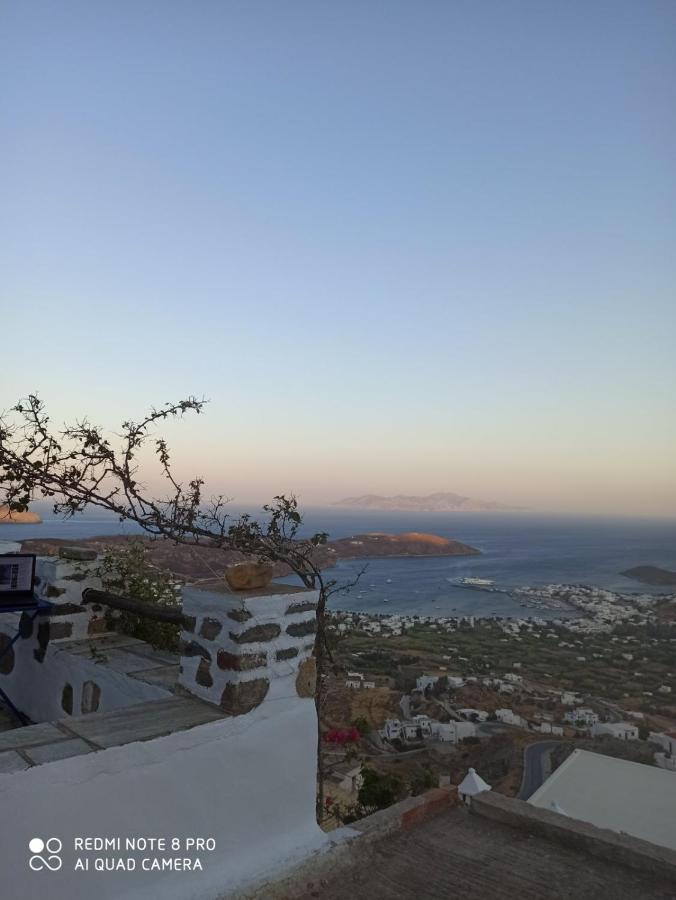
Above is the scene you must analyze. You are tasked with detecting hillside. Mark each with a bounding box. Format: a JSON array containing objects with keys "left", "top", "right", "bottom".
[
  {"left": 0, "top": 506, "right": 42, "bottom": 524},
  {"left": 329, "top": 532, "right": 480, "bottom": 559},
  {"left": 334, "top": 492, "right": 525, "bottom": 512},
  {"left": 20, "top": 530, "right": 479, "bottom": 581}
]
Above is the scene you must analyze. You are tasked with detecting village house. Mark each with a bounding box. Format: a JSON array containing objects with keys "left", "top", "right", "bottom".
[
  {"left": 345, "top": 671, "right": 375, "bottom": 690},
  {"left": 591, "top": 721, "right": 639, "bottom": 741},
  {"left": 560, "top": 691, "right": 581, "bottom": 705},
  {"left": 536, "top": 721, "right": 564, "bottom": 736},
  {"left": 416, "top": 674, "right": 440, "bottom": 692},
  {"left": 564, "top": 707, "right": 599, "bottom": 726},
  {"left": 495, "top": 708, "right": 527, "bottom": 728}
]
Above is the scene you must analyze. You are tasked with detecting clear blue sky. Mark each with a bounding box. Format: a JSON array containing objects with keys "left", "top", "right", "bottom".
[{"left": 2, "top": 1, "right": 675, "bottom": 514}]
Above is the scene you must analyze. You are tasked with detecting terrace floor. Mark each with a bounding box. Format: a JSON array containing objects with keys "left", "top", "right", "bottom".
[{"left": 305, "top": 806, "right": 676, "bottom": 900}]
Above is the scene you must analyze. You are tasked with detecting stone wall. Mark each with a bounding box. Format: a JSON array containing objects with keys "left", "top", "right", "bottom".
[{"left": 178, "top": 580, "right": 319, "bottom": 716}]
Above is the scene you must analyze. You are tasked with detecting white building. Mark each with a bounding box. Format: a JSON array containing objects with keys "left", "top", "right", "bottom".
[
  {"left": 416, "top": 675, "right": 440, "bottom": 693},
  {"left": 383, "top": 719, "right": 402, "bottom": 741},
  {"left": 345, "top": 672, "right": 375, "bottom": 690},
  {"left": 560, "top": 691, "right": 580, "bottom": 706},
  {"left": 458, "top": 708, "right": 488, "bottom": 722},
  {"left": 453, "top": 720, "right": 477, "bottom": 742},
  {"left": 650, "top": 730, "right": 676, "bottom": 755},
  {"left": 564, "top": 707, "right": 598, "bottom": 726},
  {"left": 538, "top": 722, "right": 564, "bottom": 736},
  {"left": 411, "top": 715, "right": 433, "bottom": 737},
  {"left": 431, "top": 723, "right": 455, "bottom": 742},
  {"left": 529, "top": 749, "right": 676, "bottom": 851},
  {"left": 401, "top": 722, "right": 421, "bottom": 741},
  {"left": 591, "top": 722, "right": 639, "bottom": 741},
  {"left": 495, "top": 708, "right": 526, "bottom": 728}
]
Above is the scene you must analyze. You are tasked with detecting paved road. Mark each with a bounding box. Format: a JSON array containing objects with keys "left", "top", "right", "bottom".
[{"left": 518, "top": 740, "right": 564, "bottom": 800}]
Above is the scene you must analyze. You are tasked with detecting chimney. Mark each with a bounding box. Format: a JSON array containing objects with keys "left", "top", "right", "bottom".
[{"left": 178, "top": 566, "right": 318, "bottom": 716}]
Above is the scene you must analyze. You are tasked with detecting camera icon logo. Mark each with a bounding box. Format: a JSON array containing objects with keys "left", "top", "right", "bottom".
[{"left": 28, "top": 837, "right": 63, "bottom": 872}]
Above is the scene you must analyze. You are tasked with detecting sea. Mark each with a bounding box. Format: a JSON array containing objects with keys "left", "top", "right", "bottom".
[{"left": 2, "top": 507, "right": 675, "bottom": 621}]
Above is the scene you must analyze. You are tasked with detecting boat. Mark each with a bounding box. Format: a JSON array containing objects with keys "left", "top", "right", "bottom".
[
  {"left": 386, "top": 578, "right": 392, "bottom": 584},
  {"left": 447, "top": 576, "right": 500, "bottom": 592}
]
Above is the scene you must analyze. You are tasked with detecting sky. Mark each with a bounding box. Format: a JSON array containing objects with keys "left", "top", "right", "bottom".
[{"left": 1, "top": 1, "right": 675, "bottom": 516}]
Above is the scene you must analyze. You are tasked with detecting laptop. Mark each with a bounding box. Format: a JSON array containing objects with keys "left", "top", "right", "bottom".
[{"left": 0, "top": 554, "right": 38, "bottom": 608}]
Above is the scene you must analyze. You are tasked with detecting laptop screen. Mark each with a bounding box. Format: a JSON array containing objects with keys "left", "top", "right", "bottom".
[{"left": 0, "top": 554, "right": 36, "bottom": 595}]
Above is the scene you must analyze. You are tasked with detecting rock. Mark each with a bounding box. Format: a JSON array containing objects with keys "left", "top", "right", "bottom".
[
  {"left": 220, "top": 678, "right": 269, "bottom": 715},
  {"left": 229, "top": 624, "right": 281, "bottom": 644},
  {"left": 195, "top": 659, "right": 214, "bottom": 687},
  {"left": 296, "top": 657, "right": 316, "bottom": 698},
  {"left": 178, "top": 640, "right": 212, "bottom": 660},
  {"left": 227, "top": 607, "right": 253, "bottom": 623},
  {"left": 286, "top": 619, "right": 317, "bottom": 638},
  {"left": 199, "top": 617, "right": 223, "bottom": 640},
  {"left": 286, "top": 601, "right": 318, "bottom": 614},
  {"left": 224, "top": 562, "right": 274, "bottom": 591},
  {"left": 0, "top": 506, "right": 42, "bottom": 524},
  {"left": 217, "top": 650, "right": 267, "bottom": 671}
]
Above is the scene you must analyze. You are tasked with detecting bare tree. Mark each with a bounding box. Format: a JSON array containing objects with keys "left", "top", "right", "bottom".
[{"left": 0, "top": 393, "right": 348, "bottom": 817}]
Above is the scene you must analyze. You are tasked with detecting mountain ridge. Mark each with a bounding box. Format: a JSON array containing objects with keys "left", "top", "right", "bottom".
[{"left": 334, "top": 492, "right": 526, "bottom": 512}]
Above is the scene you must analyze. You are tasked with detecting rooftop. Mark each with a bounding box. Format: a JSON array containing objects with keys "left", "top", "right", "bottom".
[
  {"left": 529, "top": 749, "right": 676, "bottom": 851},
  {"left": 272, "top": 800, "right": 676, "bottom": 899}
]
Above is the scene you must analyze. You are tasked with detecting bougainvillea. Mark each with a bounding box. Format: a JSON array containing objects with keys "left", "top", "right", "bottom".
[{"left": 323, "top": 727, "right": 360, "bottom": 744}]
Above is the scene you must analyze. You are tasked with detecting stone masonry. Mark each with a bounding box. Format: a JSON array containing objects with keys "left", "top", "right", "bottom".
[{"left": 178, "top": 579, "right": 318, "bottom": 715}]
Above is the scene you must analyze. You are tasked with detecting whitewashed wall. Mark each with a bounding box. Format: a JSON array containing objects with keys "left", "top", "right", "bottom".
[
  {"left": 0, "top": 556, "right": 169, "bottom": 722},
  {"left": 0, "top": 697, "right": 329, "bottom": 900}
]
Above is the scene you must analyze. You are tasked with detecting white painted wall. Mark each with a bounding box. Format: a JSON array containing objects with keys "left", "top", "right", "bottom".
[
  {"left": 0, "top": 695, "right": 328, "bottom": 900},
  {"left": 0, "top": 635, "right": 170, "bottom": 722},
  {"left": 0, "top": 555, "right": 170, "bottom": 722}
]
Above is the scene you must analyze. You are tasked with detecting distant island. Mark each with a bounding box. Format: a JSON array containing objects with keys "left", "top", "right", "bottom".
[
  {"left": 621, "top": 566, "right": 676, "bottom": 587},
  {"left": 0, "top": 506, "right": 42, "bottom": 524},
  {"left": 328, "top": 532, "right": 480, "bottom": 560},
  {"left": 334, "top": 492, "right": 526, "bottom": 513}
]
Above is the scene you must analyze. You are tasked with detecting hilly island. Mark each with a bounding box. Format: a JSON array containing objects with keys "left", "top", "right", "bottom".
[
  {"left": 19, "top": 531, "right": 479, "bottom": 582},
  {"left": 334, "top": 492, "right": 526, "bottom": 512}
]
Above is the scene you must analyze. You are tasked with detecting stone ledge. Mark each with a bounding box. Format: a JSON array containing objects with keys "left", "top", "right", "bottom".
[
  {"left": 232, "top": 787, "right": 458, "bottom": 899},
  {"left": 352, "top": 786, "right": 458, "bottom": 838},
  {"left": 471, "top": 791, "right": 676, "bottom": 883}
]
